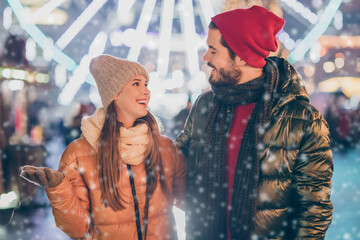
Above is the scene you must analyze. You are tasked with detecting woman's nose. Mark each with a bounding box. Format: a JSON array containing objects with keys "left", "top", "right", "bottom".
[{"left": 144, "top": 88, "right": 150, "bottom": 96}]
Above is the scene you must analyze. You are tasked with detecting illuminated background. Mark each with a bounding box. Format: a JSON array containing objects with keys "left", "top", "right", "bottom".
[{"left": 0, "top": 0, "right": 359, "bottom": 239}]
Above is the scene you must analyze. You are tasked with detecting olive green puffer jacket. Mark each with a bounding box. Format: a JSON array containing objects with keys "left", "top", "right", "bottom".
[{"left": 176, "top": 57, "right": 333, "bottom": 240}]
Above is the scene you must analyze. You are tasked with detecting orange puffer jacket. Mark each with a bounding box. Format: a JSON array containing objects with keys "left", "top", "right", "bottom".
[{"left": 45, "top": 136, "right": 186, "bottom": 240}]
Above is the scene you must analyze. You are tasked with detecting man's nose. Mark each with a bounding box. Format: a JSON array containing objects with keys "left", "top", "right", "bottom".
[{"left": 203, "top": 51, "right": 209, "bottom": 62}]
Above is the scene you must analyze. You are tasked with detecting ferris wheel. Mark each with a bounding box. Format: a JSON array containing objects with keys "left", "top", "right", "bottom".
[
  {"left": 5, "top": 0, "right": 342, "bottom": 116},
  {"left": 5, "top": 0, "right": 226, "bottom": 117}
]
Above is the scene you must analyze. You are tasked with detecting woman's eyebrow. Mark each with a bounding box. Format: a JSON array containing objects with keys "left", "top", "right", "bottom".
[{"left": 132, "top": 78, "right": 148, "bottom": 83}]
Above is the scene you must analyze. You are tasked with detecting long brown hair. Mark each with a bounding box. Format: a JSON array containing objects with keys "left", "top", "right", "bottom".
[{"left": 97, "top": 101, "right": 170, "bottom": 211}]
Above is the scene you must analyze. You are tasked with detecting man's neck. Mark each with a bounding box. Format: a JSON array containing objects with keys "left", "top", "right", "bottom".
[{"left": 237, "top": 65, "right": 263, "bottom": 85}]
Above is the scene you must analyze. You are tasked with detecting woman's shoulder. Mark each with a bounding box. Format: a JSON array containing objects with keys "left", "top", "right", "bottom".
[
  {"left": 159, "top": 135, "right": 178, "bottom": 152},
  {"left": 58, "top": 137, "right": 97, "bottom": 173},
  {"left": 158, "top": 135, "right": 177, "bottom": 156},
  {"left": 159, "top": 135, "right": 185, "bottom": 163},
  {"left": 63, "top": 137, "right": 97, "bottom": 159},
  {"left": 159, "top": 135, "right": 173, "bottom": 145}
]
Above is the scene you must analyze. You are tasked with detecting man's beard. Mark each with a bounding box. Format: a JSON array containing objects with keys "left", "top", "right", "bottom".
[{"left": 208, "top": 62, "right": 242, "bottom": 87}]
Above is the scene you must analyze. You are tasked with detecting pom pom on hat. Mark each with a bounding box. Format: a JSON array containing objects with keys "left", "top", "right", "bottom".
[
  {"left": 211, "top": 5, "right": 285, "bottom": 68},
  {"left": 89, "top": 55, "right": 149, "bottom": 109}
]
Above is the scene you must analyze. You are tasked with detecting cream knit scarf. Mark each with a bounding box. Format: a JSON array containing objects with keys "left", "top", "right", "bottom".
[{"left": 80, "top": 107, "right": 150, "bottom": 165}]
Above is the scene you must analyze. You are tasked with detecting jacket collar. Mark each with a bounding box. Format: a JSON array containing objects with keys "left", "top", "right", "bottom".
[{"left": 266, "top": 57, "right": 309, "bottom": 117}]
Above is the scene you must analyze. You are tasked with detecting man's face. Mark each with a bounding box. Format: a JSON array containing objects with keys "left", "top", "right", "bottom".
[{"left": 203, "top": 29, "right": 242, "bottom": 86}]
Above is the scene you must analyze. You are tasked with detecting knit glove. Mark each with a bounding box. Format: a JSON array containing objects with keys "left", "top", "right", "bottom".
[{"left": 20, "top": 165, "right": 64, "bottom": 188}]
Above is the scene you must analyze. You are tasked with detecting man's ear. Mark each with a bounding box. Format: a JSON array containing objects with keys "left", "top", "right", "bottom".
[{"left": 234, "top": 55, "right": 246, "bottom": 67}]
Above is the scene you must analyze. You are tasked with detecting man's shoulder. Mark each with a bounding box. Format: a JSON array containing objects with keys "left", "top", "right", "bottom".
[
  {"left": 277, "top": 97, "right": 324, "bottom": 122},
  {"left": 193, "top": 90, "right": 214, "bottom": 107}
]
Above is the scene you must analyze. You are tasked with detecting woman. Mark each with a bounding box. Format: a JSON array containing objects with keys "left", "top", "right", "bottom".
[{"left": 20, "top": 55, "right": 186, "bottom": 240}]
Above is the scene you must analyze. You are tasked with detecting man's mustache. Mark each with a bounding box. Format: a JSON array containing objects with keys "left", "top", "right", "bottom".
[{"left": 207, "top": 62, "right": 216, "bottom": 69}]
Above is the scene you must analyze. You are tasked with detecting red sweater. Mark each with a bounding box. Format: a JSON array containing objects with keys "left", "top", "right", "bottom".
[{"left": 226, "top": 103, "right": 256, "bottom": 239}]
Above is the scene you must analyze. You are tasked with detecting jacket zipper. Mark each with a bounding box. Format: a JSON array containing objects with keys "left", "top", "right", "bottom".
[{"left": 225, "top": 105, "right": 233, "bottom": 135}]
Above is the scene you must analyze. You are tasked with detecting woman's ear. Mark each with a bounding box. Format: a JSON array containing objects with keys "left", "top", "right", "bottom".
[{"left": 113, "top": 92, "right": 120, "bottom": 101}]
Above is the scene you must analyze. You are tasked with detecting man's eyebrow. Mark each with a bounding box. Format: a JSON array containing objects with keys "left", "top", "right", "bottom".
[{"left": 208, "top": 45, "right": 217, "bottom": 50}]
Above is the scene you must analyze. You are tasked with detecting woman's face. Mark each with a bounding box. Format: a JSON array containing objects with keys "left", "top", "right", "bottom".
[{"left": 114, "top": 75, "right": 150, "bottom": 127}]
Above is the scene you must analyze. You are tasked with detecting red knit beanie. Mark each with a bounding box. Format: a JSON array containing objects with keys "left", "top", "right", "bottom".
[{"left": 211, "top": 5, "right": 285, "bottom": 68}]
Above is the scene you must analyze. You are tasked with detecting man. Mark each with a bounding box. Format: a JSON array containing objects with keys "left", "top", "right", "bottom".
[{"left": 176, "top": 5, "right": 333, "bottom": 240}]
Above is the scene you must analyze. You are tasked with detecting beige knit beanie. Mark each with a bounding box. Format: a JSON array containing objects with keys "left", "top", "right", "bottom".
[{"left": 89, "top": 54, "right": 149, "bottom": 109}]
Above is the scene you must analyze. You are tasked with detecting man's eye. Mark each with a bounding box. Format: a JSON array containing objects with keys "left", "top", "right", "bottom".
[
  {"left": 133, "top": 82, "right": 139, "bottom": 86},
  {"left": 211, "top": 52, "right": 216, "bottom": 54}
]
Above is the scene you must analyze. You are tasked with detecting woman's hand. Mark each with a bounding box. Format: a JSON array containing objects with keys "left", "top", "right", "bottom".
[{"left": 20, "top": 165, "right": 64, "bottom": 188}]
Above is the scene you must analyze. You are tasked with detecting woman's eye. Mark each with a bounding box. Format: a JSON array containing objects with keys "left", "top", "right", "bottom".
[
  {"left": 133, "top": 82, "right": 139, "bottom": 86},
  {"left": 211, "top": 52, "right": 216, "bottom": 54}
]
